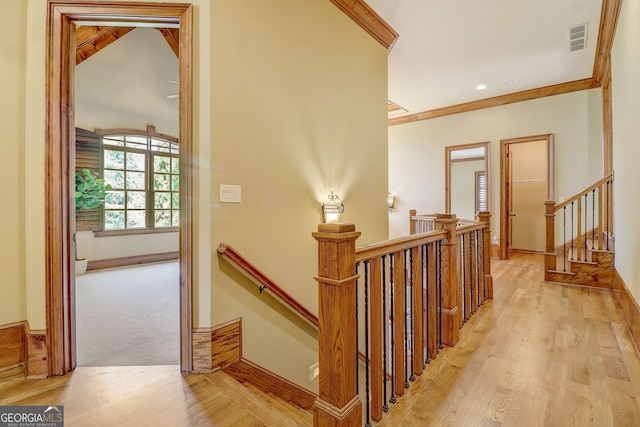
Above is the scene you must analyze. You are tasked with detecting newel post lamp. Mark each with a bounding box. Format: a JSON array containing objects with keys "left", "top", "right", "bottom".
[{"left": 322, "top": 191, "right": 344, "bottom": 223}]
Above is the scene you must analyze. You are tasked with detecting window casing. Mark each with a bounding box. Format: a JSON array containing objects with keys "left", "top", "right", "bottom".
[{"left": 102, "top": 134, "right": 179, "bottom": 230}]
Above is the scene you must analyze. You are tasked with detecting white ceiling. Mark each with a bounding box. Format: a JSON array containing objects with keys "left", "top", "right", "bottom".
[{"left": 365, "top": 0, "right": 603, "bottom": 117}]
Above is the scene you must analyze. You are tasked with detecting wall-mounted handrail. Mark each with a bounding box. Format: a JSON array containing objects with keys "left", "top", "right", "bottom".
[{"left": 217, "top": 244, "right": 319, "bottom": 327}]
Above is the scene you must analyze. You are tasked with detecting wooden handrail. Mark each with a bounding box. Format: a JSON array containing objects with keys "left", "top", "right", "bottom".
[
  {"left": 217, "top": 244, "right": 319, "bottom": 327},
  {"left": 355, "top": 230, "right": 447, "bottom": 263},
  {"left": 554, "top": 173, "right": 613, "bottom": 211},
  {"left": 456, "top": 221, "right": 486, "bottom": 234}
]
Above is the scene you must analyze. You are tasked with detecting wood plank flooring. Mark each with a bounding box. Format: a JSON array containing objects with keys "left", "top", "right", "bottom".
[
  {"left": 376, "top": 252, "right": 640, "bottom": 426},
  {"left": 2, "top": 253, "right": 639, "bottom": 426}
]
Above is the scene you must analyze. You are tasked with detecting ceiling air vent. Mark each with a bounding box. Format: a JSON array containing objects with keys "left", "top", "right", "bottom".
[{"left": 569, "top": 23, "right": 587, "bottom": 52}]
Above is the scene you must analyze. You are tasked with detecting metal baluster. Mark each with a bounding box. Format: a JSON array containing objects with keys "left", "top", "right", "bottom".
[
  {"left": 409, "top": 248, "right": 416, "bottom": 383},
  {"left": 425, "top": 243, "right": 431, "bottom": 365},
  {"left": 584, "top": 193, "right": 588, "bottom": 261},
  {"left": 389, "top": 253, "right": 396, "bottom": 404},
  {"left": 403, "top": 250, "right": 409, "bottom": 389},
  {"left": 571, "top": 202, "right": 574, "bottom": 261},
  {"left": 355, "top": 262, "right": 359, "bottom": 395},
  {"left": 592, "top": 189, "right": 596, "bottom": 250},
  {"left": 461, "top": 233, "right": 466, "bottom": 323},
  {"left": 606, "top": 180, "right": 610, "bottom": 251},
  {"left": 422, "top": 244, "right": 427, "bottom": 368},
  {"left": 470, "top": 231, "right": 474, "bottom": 316},
  {"left": 563, "top": 206, "right": 567, "bottom": 271},
  {"left": 480, "top": 229, "right": 486, "bottom": 302},
  {"left": 364, "top": 261, "right": 372, "bottom": 427},
  {"left": 437, "top": 240, "right": 443, "bottom": 351},
  {"left": 381, "top": 255, "right": 389, "bottom": 412}
]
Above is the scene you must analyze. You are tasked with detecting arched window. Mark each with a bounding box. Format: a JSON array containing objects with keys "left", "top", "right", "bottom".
[{"left": 101, "top": 130, "right": 179, "bottom": 230}]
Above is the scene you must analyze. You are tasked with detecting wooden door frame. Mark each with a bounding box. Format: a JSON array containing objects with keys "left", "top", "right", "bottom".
[
  {"left": 499, "top": 134, "right": 554, "bottom": 259},
  {"left": 445, "top": 141, "right": 490, "bottom": 214},
  {"left": 46, "top": 1, "right": 193, "bottom": 375}
]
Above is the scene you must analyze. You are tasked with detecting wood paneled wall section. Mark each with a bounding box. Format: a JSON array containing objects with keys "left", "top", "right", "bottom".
[
  {"left": 75, "top": 128, "right": 103, "bottom": 232},
  {"left": 192, "top": 318, "right": 241, "bottom": 373},
  {"left": 0, "top": 322, "right": 47, "bottom": 378},
  {"left": 613, "top": 270, "right": 640, "bottom": 355}
]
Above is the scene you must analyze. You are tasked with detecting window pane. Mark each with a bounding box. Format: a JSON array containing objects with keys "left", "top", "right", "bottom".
[
  {"left": 104, "top": 170, "right": 124, "bottom": 189},
  {"left": 172, "top": 193, "right": 179, "bottom": 209},
  {"left": 127, "top": 210, "right": 146, "bottom": 228},
  {"left": 126, "top": 171, "right": 146, "bottom": 190},
  {"left": 171, "top": 158, "right": 179, "bottom": 174},
  {"left": 103, "top": 137, "right": 124, "bottom": 147},
  {"left": 154, "top": 173, "right": 170, "bottom": 190},
  {"left": 171, "top": 175, "right": 179, "bottom": 191},
  {"left": 126, "top": 152, "right": 146, "bottom": 171},
  {"left": 172, "top": 210, "right": 179, "bottom": 226},
  {"left": 104, "top": 150, "right": 124, "bottom": 169},
  {"left": 154, "top": 209, "right": 172, "bottom": 227},
  {"left": 105, "top": 210, "right": 125, "bottom": 229},
  {"left": 105, "top": 191, "right": 125, "bottom": 209},
  {"left": 127, "top": 191, "right": 146, "bottom": 209},
  {"left": 127, "top": 136, "right": 147, "bottom": 145},
  {"left": 154, "top": 156, "right": 171, "bottom": 173},
  {"left": 155, "top": 192, "right": 171, "bottom": 209}
]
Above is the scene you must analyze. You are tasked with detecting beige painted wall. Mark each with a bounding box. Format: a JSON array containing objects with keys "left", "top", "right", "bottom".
[
  {"left": 0, "top": 0, "right": 27, "bottom": 325},
  {"left": 209, "top": 0, "right": 388, "bottom": 390},
  {"left": 388, "top": 89, "right": 604, "bottom": 240},
  {"left": 9, "top": 0, "right": 388, "bottom": 390},
  {"left": 612, "top": 0, "right": 640, "bottom": 303}
]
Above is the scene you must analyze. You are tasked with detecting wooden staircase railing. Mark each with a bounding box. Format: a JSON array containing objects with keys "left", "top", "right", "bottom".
[
  {"left": 217, "top": 244, "right": 319, "bottom": 327},
  {"left": 544, "top": 174, "right": 614, "bottom": 287},
  {"left": 313, "top": 212, "right": 492, "bottom": 426}
]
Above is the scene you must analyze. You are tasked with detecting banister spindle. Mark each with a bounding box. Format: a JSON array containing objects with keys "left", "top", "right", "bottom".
[
  {"left": 381, "top": 255, "right": 389, "bottom": 413},
  {"left": 364, "top": 260, "right": 372, "bottom": 427},
  {"left": 592, "top": 189, "right": 596, "bottom": 250}
]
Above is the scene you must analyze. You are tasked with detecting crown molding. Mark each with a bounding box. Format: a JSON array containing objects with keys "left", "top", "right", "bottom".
[
  {"left": 389, "top": 78, "right": 601, "bottom": 126},
  {"left": 330, "top": 0, "right": 398, "bottom": 50}
]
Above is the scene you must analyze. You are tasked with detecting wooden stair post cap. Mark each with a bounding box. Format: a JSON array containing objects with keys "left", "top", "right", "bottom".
[{"left": 316, "top": 223, "right": 356, "bottom": 233}]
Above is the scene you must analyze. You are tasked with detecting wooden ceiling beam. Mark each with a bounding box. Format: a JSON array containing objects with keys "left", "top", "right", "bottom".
[
  {"left": 76, "top": 26, "right": 135, "bottom": 65},
  {"left": 157, "top": 28, "right": 180, "bottom": 57}
]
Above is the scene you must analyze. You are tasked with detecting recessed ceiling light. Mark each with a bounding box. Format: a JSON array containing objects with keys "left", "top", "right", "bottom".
[
  {"left": 476, "top": 84, "right": 487, "bottom": 91},
  {"left": 504, "top": 80, "right": 519, "bottom": 86}
]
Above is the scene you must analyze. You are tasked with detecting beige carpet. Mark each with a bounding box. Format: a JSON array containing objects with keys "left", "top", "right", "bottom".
[{"left": 75, "top": 261, "right": 180, "bottom": 367}]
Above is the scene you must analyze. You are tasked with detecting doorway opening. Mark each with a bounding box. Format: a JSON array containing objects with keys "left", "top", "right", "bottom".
[
  {"left": 46, "top": 2, "right": 193, "bottom": 375},
  {"left": 499, "top": 134, "right": 554, "bottom": 259}
]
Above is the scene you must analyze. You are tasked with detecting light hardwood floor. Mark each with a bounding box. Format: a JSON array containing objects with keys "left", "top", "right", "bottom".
[{"left": 2, "top": 253, "right": 639, "bottom": 426}]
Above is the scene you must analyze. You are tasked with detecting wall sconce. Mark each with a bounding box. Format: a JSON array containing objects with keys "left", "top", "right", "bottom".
[
  {"left": 388, "top": 193, "right": 396, "bottom": 211},
  {"left": 322, "top": 191, "right": 344, "bottom": 223}
]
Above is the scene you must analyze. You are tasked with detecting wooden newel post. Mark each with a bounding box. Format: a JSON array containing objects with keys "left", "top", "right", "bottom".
[
  {"left": 477, "top": 211, "right": 494, "bottom": 299},
  {"left": 435, "top": 214, "right": 460, "bottom": 347},
  {"left": 409, "top": 209, "right": 417, "bottom": 235},
  {"left": 312, "top": 223, "right": 362, "bottom": 427},
  {"left": 544, "top": 200, "right": 556, "bottom": 281}
]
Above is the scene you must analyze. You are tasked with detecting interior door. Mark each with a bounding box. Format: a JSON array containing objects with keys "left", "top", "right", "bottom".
[{"left": 509, "top": 140, "right": 548, "bottom": 251}]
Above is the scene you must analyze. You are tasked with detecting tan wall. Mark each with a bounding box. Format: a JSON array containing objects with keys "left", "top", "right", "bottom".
[
  {"left": 0, "top": 0, "right": 27, "bottom": 325},
  {"left": 209, "top": 0, "right": 388, "bottom": 391},
  {"left": 388, "top": 89, "right": 604, "bottom": 240},
  {"left": 612, "top": 0, "right": 640, "bottom": 303},
  {"left": 10, "top": 0, "right": 388, "bottom": 390}
]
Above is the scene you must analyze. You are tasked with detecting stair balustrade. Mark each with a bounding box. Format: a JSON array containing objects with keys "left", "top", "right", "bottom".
[
  {"left": 544, "top": 174, "right": 614, "bottom": 286},
  {"left": 314, "top": 211, "right": 492, "bottom": 426}
]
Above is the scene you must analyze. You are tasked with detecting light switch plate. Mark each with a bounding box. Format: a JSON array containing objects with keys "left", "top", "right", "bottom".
[{"left": 220, "top": 184, "right": 241, "bottom": 203}]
